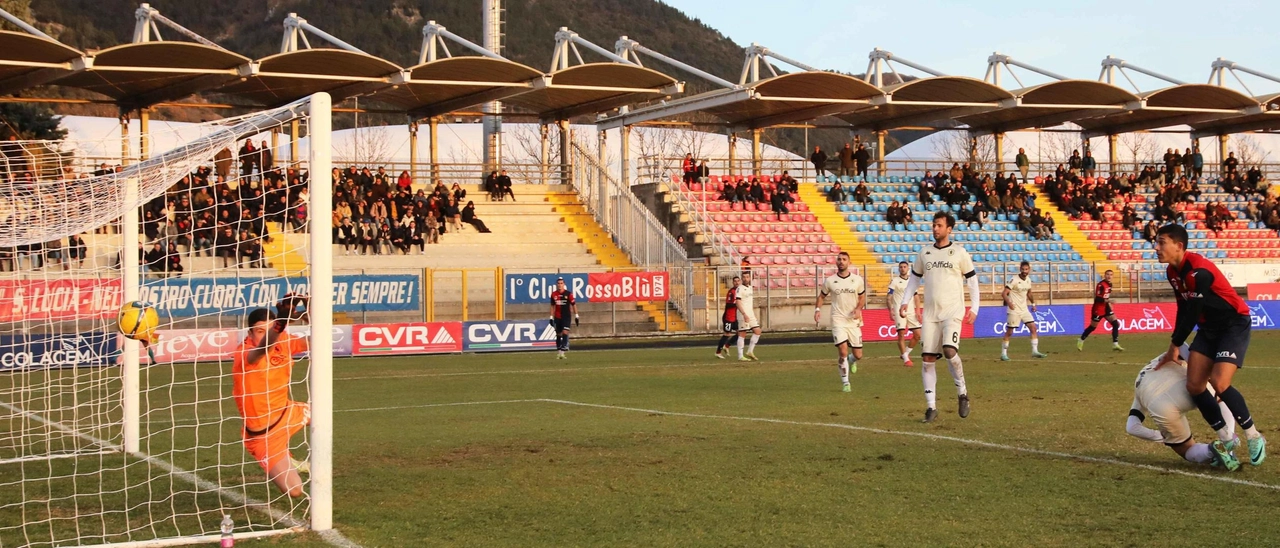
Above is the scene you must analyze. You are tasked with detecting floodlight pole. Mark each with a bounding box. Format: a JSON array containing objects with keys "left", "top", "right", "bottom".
[
  {"left": 865, "top": 48, "right": 946, "bottom": 87},
  {"left": 0, "top": 6, "right": 54, "bottom": 40},
  {"left": 281, "top": 13, "right": 366, "bottom": 54},
  {"left": 482, "top": 0, "right": 504, "bottom": 174}
]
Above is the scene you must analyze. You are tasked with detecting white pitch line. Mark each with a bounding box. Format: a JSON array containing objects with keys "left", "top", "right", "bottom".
[
  {"left": 0, "top": 400, "right": 363, "bottom": 548},
  {"left": 361, "top": 397, "right": 1280, "bottom": 493},
  {"left": 335, "top": 399, "right": 546, "bottom": 414},
  {"left": 540, "top": 398, "right": 1280, "bottom": 492}
]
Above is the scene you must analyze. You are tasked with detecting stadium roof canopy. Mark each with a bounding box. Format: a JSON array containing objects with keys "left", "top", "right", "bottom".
[
  {"left": 958, "top": 80, "right": 1139, "bottom": 135},
  {"left": 52, "top": 42, "right": 249, "bottom": 110},
  {"left": 0, "top": 30, "right": 84, "bottom": 95},
  {"left": 212, "top": 49, "right": 400, "bottom": 107},
  {"left": 366, "top": 56, "right": 543, "bottom": 118},
  {"left": 835, "top": 76, "right": 1014, "bottom": 131},
  {"left": 1077, "top": 84, "right": 1262, "bottom": 138},
  {"left": 1190, "top": 92, "right": 1280, "bottom": 138},
  {"left": 598, "top": 71, "right": 885, "bottom": 131},
  {"left": 505, "top": 62, "right": 681, "bottom": 122}
]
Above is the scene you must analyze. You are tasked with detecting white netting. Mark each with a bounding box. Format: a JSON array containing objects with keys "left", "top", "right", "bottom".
[{"left": 0, "top": 95, "right": 326, "bottom": 546}]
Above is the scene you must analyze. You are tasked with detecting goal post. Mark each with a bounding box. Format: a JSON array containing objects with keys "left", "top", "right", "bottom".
[{"left": 0, "top": 92, "right": 334, "bottom": 546}]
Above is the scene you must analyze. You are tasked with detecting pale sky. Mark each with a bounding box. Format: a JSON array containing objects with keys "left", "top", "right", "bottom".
[{"left": 661, "top": 0, "right": 1278, "bottom": 95}]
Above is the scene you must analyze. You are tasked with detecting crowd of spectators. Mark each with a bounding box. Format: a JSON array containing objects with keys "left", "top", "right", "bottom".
[{"left": 713, "top": 171, "right": 799, "bottom": 220}]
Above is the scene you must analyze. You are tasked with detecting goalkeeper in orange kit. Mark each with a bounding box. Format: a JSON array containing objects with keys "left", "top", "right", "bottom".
[{"left": 232, "top": 293, "right": 311, "bottom": 497}]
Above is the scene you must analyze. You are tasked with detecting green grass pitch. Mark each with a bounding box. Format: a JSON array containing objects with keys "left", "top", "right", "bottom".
[{"left": 6, "top": 331, "right": 1280, "bottom": 547}]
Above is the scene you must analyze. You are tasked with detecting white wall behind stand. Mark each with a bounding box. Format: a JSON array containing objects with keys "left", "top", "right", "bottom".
[{"left": 58, "top": 116, "right": 800, "bottom": 184}]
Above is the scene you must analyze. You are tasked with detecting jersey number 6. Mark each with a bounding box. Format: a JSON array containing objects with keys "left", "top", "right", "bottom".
[{"left": 952, "top": 332, "right": 959, "bottom": 344}]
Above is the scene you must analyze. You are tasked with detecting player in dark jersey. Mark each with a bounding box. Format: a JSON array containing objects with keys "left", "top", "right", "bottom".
[
  {"left": 1077, "top": 269, "right": 1123, "bottom": 351},
  {"left": 1155, "top": 223, "right": 1265, "bottom": 471},
  {"left": 549, "top": 277, "right": 578, "bottom": 359},
  {"left": 715, "top": 275, "right": 741, "bottom": 359}
]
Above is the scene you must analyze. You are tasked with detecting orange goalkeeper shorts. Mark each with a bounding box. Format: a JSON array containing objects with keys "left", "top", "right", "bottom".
[{"left": 242, "top": 402, "right": 310, "bottom": 473}]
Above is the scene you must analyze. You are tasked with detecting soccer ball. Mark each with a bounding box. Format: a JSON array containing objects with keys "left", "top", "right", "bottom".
[{"left": 117, "top": 301, "right": 160, "bottom": 345}]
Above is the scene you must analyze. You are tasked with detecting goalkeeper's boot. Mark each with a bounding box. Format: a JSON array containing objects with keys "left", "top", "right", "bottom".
[
  {"left": 1076, "top": 339, "right": 1085, "bottom": 352},
  {"left": 291, "top": 457, "right": 310, "bottom": 475},
  {"left": 746, "top": 352, "right": 759, "bottom": 362},
  {"left": 1113, "top": 342, "right": 1125, "bottom": 352},
  {"left": 1248, "top": 435, "right": 1267, "bottom": 466},
  {"left": 1032, "top": 351, "right": 1048, "bottom": 359},
  {"left": 922, "top": 408, "right": 938, "bottom": 423},
  {"left": 842, "top": 382, "right": 851, "bottom": 393},
  {"left": 1211, "top": 439, "right": 1242, "bottom": 472}
]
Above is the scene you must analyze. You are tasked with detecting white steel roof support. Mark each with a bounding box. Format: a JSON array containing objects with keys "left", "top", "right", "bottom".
[
  {"left": 739, "top": 43, "right": 818, "bottom": 85},
  {"left": 281, "top": 13, "right": 366, "bottom": 54},
  {"left": 865, "top": 48, "right": 945, "bottom": 87},
  {"left": 1208, "top": 58, "right": 1280, "bottom": 96},
  {"left": 132, "top": 3, "right": 224, "bottom": 49},
  {"left": 0, "top": 6, "right": 54, "bottom": 40},
  {"left": 985, "top": 53, "right": 1069, "bottom": 88},
  {"left": 419, "top": 20, "right": 505, "bottom": 63},
  {"left": 1099, "top": 56, "right": 1184, "bottom": 91},
  {"left": 551, "top": 27, "right": 633, "bottom": 72},
  {"left": 615, "top": 36, "right": 736, "bottom": 90}
]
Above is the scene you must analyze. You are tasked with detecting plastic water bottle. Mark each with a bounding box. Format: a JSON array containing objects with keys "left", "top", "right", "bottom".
[{"left": 220, "top": 515, "right": 234, "bottom": 547}]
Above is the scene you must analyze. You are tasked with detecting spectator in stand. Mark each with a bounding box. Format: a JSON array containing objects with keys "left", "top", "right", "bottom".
[
  {"left": 1150, "top": 198, "right": 1179, "bottom": 224},
  {"left": 810, "top": 146, "right": 828, "bottom": 178},
  {"left": 682, "top": 153, "right": 697, "bottom": 185},
  {"left": 498, "top": 170, "right": 515, "bottom": 202},
  {"left": 408, "top": 211, "right": 426, "bottom": 253},
  {"left": 697, "top": 160, "right": 710, "bottom": 182},
  {"left": 734, "top": 181, "right": 749, "bottom": 204},
  {"left": 1191, "top": 147, "right": 1204, "bottom": 179},
  {"left": 1266, "top": 207, "right": 1280, "bottom": 232},
  {"left": 918, "top": 173, "right": 936, "bottom": 206},
  {"left": 461, "top": 201, "right": 492, "bottom": 233},
  {"left": 1042, "top": 213, "right": 1056, "bottom": 237},
  {"left": 214, "top": 226, "right": 236, "bottom": 266},
  {"left": 192, "top": 214, "right": 214, "bottom": 256},
  {"left": 1015, "top": 148, "right": 1030, "bottom": 182},
  {"left": 238, "top": 140, "right": 258, "bottom": 177},
  {"left": 1121, "top": 203, "right": 1140, "bottom": 232},
  {"left": 376, "top": 221, "right": 393, "bottom": 253},
  {"left": 67, "top": 234, "right": 86, "bottom": 268},
  {"left": 425, "top": 211, "right": 440, "bottom": 244},
  {"left": 949, "top": 163, "right": 963, "bottom": 182},
  {"left": 826, "top": 181, "right": 844, "bottom": 202},
  {"left": 444, "top": 198, "right": 462, "bottom": 233},
  {"left": 1245, "top": 201, "right": 1262, "bottom": 222},
  {"left": 397, "top": 170, "right": 412, "bottom": 192},
  {"left": 145, "top": 242, "right": 167, "bottom": 277},
  {"left": 238, "top": 230, "right": 263, "bottom": 268},
  {"left": 852, "top": 180, "right": 873, "bottom": 209},
  {"left": 886, "top": 200, "right": 904, "bottom": 229},
  {"left": 1180, "top": 178, "right": 1201, "bottom": 203},
  {"left": 1082, "top": 151, "right": 1097, "bottom": 179},
  {"left": 1068, "top": 150, "right": 1082, "bottom": 174},
  {"left": 166, "top": 245, "right": 184, "bottom": 277},
  {"left": 838, "top": 144, "right": 855, "bottom": 178},
  {"left": 1223, "top": 151, "right": 1240, "bottom": 176},
  {"left": 1031, "top": 209, "right": 1052, "bottom": 240},
  {"left": 337, "top": 217, "right": 357, "bottom": 254},
  {"left": 749, "top": 178, "right": 765, "bottom": 204},
  {"left": 721, "top": 179, "right": 738, "bottom": 202},
  {"left": 0, "top": 246, "right": 12, "bottom": 272},
  {"left": 451, "top": 183, "right": 466, "bottom": 203},
  {"left": 1181, "top": 148, "right": 1195, "bottom": 180},
  {"left": 770, "top": 189, "right": 790, "bottom": 220},
  {"left": 854, "top": 144, "right": 871, "bottom": 179},
  {"left": 484, "top": 170, "right": 499, "bottom": 200},
  {"left": 258, "top": 140, "right": 273, "bottom": 173},
  {"left": 1017, "top": 210, "right": 1035, "bottom": 237},
  {"left": 1142, "top": 220, "right": 1160, "bottom": 243},
  {"left": 44, "top": 238, "right": 64, "bottom": 270}
]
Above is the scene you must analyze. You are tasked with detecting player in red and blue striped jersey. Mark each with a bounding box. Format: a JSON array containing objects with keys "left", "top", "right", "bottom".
[
  {"left": 715, "top": 276, "right": 741, "bottom": 359},
  {"left": 549, "top": 277, "right": 579, "bottom": 360}
]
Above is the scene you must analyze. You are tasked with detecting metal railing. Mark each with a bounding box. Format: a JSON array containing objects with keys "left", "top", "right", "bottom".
[{"left": 566, "top": 142, "right": 692, "bottom": 320}]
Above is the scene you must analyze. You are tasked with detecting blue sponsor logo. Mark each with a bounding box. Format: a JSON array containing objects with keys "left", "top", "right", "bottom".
[
  {"left": 0, "top": 332, "right": 118, "bottom": 370},
  {"left": 138, "top": 274, "right": 419, "bottom": 317},
  {"left": 975, "top": 305, "right": 1082, "bottom": 338},
  {"left": 1247, "top": 301, "right": 1280, "bottom": 330},
  {"left": 463, "top": 320, "right": 558, "bottom": 352},
  {"left": 504, "top": 274, "right": 590, "bottom": 305}
]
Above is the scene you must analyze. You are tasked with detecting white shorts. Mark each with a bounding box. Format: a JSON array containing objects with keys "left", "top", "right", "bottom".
[
  {"left": 1006, "top": 308, "right": 1034, "bottom": 328},
  {"left": 921, "top": 317, "right": 963, "bottom": 357},
  {"left": 738, "top": 311, "right": 760, "bottom": 330},
  {"left": 892, "top": 309, "right": 921, "bottom": 331},
  {"left": 1145, "top": 397, "right": 1192, "bottom": 446},
  {"left": 832, "top": 323, "right": 863, "bottom": 348}
]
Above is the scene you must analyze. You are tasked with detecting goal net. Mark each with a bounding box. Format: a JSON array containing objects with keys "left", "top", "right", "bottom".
[{"left": 0, "top": 93, "right": 334, "bottom": 546}]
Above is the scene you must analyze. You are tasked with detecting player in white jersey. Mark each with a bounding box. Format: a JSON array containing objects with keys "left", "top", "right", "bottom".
[
  {"left": 887, "top": 261, "right": 921, "bottom": 367},
  {"left": 1000, "top": 261, "right": 1048, "bottom": 361},
  {"left": 1126, "top": 345, "right": 1238, "bottom": 467},
  {"left": 900, "top": 212, "right": 980, "bottom": 423},
  {"left": 735, "top": 271, "right": 762, "bottom": 361},
  {"left": 815, "top": 252, "right": 866, "bottom": 392}
]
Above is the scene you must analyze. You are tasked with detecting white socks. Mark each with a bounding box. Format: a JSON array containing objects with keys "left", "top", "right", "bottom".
[
  {"left": 1001, "top": 341, "right": 1009, "bottom": 355},
  {"left": 922, "top": 360, "right": 938, "bottom": 409},
  {"left": 736, "top": 336, "right": 745, "bottom": 358},
  {"left": 747, "top": 334, "right": 760, "bottom": 354},
  {"left": 1245, "top": 425, "right": 1261, "bottom": 440},
  {"left": 1031, "top": 338, "right": 1039, "bottom": 353},
  {"left": 1184, "top": 443, "right": 1214, "bottom": 464},
  {"left": 838, "top": 358, "right": 849, "bottom": 384},
  {"left": 947, "top": 355, "right": 967, "bottom": 396}
]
